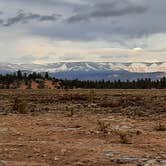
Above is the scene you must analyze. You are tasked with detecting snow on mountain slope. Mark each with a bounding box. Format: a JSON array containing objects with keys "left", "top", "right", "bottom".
[{"left": 0, "top": 62, "right": 166, "bottom": 73}]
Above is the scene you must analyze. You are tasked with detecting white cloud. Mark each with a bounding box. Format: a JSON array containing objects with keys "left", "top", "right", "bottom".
[{"left": 0, "top": 34, "right": 164, "bottom": 64}]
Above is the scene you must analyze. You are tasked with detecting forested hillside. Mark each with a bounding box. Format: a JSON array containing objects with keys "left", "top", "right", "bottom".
[{"left": 1, "top": 71, "right": 166, "bottom": 89}]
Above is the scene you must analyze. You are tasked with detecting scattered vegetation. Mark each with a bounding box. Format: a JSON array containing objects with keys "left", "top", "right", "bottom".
[
  {"left": 0, "top": 89, "right": 165, "bottom": 166},
  {"left": 0, "top": 89, "right": 165, "bottom": 118}
]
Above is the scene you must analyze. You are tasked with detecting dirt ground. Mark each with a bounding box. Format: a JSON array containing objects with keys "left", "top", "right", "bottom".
[{"left": 0, "top": 89, "right": 165, "bottom": 166}]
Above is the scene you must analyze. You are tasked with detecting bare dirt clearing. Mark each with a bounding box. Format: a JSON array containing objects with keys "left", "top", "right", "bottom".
[{"left": 0, "top": 89, "right": 165, "bottom": 166}]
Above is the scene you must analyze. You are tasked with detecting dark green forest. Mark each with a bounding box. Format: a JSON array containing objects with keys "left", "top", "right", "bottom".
[
  {"left": 1, "top": 71, "right": 166, "bottom": 89},
  {"left": 60, "top": 78, "right": 166, "bottom": 89},
  {"left": 0, "top": 71, "right": 51, "bottom": 89}
]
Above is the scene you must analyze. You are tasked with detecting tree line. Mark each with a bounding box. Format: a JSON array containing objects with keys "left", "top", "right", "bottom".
[
  {"left": 1, "top": 71, "right": 166, "bottom": 89},
  {"left": 60, "top": 77, "right": 166, "bottom": 89},
  {"left": 0, "top": 71, "right": 51, "bottom": 89}
]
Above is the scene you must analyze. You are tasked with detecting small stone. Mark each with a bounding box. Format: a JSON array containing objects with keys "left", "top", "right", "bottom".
[
  {"left": 61, "top": 148, "right": 67, "bottom": 155},
  {"left": 104, "top": 151, "right": 114, "bottom": 157},
  {"left": 42, "top": 154, "right": 47, "bottom": 157},
  {"left": 0, "top": 160, "right": 6, "bottom": 166},
  {"left": 54, "top": 157, "right": 59, "bottom": 161},
  {"left": 144, "top": 159, "right": 166, "bottom": 166},
  {"left": 74, "top": 161, "right": 84, "bottom": 166}
]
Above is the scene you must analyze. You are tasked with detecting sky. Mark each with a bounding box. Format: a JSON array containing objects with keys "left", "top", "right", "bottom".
[{"left": 0, "top": 0, "right": 166, "bottom": 64}]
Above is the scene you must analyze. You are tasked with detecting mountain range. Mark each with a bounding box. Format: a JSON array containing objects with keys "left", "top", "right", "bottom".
[{"left": 0, "top": 62, "right": 166, "bottom": 81}]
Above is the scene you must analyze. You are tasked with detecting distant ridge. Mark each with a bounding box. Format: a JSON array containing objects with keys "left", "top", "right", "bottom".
[
  {"left": 1, "top": 62, "right": 166, "bottom": 73},
  {"left": 0, "top": 62, "right": 166, "bottom": 81}
]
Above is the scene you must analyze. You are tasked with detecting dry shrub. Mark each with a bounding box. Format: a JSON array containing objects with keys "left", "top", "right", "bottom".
[
  {"left": 98, "top": 95, "right": 144, "bottom": 109},
  {"left": 89, "top": 90, "right": 95, "bottom": 103},
  {"left": 99, "top": 100, "right": 121, "bottom": 108},
  {"left": 13, "top": 98, "right": 28, "bottom": 114},
  {"left": 121, "top": 96, "right": 145, "bottom": 107},
  {"left": 155, "top": 122, "right": 166, "bottom": 131},
  {"left": 97, "top": 120, "right": 110, "bottom": 135},
  {"left": 97, "top": 120, "right": 133, "bottom": 143},
  {"left": 117, "top": 131, "right": 132, "bottom": 144},
  {"left": 66, "top": 105, "right": 74, "bottom": 117},
  {"left": 99, "top": 95, "right": 144, "bottom": 109},
  {"left": 121, "top": 106, "right": 146, "bottom": 117},
  {"left": 71, "top": 94, "right": 88, "bottom": 101},
  {"left": 60, "top": 94, "right": 88, "bottom": 102}
]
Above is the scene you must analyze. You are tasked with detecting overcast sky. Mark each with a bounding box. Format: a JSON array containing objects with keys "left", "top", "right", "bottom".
[{"left": 0, "top": 0, "right": 166, "bottom": 64}]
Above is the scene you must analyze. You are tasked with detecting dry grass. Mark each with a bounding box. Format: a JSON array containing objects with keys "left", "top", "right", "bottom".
[
  {"left": 0, "top": 89, "right": 165, "bottom": 117},
  {"left": 0, "top": 89, "right": 165, "bottom": 165}
]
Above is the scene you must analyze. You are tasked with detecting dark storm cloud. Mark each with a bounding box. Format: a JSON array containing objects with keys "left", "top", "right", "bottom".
[
  {"left": 0, "top": 0, "right": 166, "bottom": 42},
  {"left": 0, "top": 19, "right": 3, "bottom": 24},
  {"left": 3, "top": 10, "right": 61, "bottom": 26},
  {"left": 38, "top": 14, "right": 61, "bottom": 21},
  {"left": 0, "top": 11, "right": 3, "bottom": 24},
  {"left": 0, "top": 0, "right": 83, "bottom": 9},
  {"left": 67, "top": 0, "right": 147, "bottom": 23},
  {"left": 29, "top": 0, "right": 166, "bottom": 41}
]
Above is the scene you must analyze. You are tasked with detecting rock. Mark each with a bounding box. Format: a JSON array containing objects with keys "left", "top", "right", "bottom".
[
  {"left": 10, "top": 127, "right": 18, "bottom": 133},
  {"left": 10, "top": 127, "right": 22, "bottom": 136},
  {"left": 110, "top": 157, "right": 148, "bottom": 164},
  {"left": 0, "top": 161, "right": 6, "bottom": 166},
  {"left": 54, "top": 156, "right": 59, "bottom": 161},
  {"left": 61, "top": 149, "right": 67, "bottom": 155},
  {"left": 42, "top": 154, "right": 47, "bottom": 157},
  {"left": 104, "top": 151, "right": 116, "bottom": 157},
  {"left": 144, "top": 159, "right": 166, "bottom": 166},
  {"left": 115, "top": 157, "right": 140, "bottom": 164},
  {"left": 74, "top": 161, "right": 84, "bottom": 166},
  {"left": 0, "top": 111, "right": 8, "bottom": 115},
  {"left": 104, "top": 151, "right": 114, "bottom": 157},
  {"left": 0, "top": 127, "right": 8, "bottom": 132}
]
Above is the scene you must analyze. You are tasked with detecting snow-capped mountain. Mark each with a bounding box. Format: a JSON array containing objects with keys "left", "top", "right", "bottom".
[
  {"left": 0, "top": 62, "right": 166, "bottom": 80},
  {"left": 1, "top": 62, "right": 166, "bottom": 73}
]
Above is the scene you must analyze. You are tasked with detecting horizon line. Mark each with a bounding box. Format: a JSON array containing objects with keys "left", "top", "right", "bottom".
[{"left": 0, "top": 61, "right": 166, "bottom": 65}]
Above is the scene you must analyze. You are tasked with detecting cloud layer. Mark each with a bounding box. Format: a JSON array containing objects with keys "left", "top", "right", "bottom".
[
  {"left": 0, "top": 0, "right": 166, "bottom": 63},
  {"left": 0, "top": 10, "right": 61, "bottom": 26},
  {"left": 67, "top": 0, "right": 147, "bottom": 23}
]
